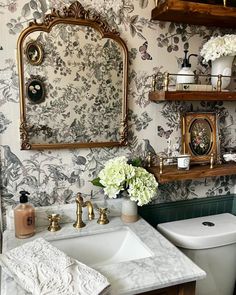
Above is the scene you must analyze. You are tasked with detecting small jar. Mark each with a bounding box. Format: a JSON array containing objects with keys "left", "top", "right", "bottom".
[{"left": 177, "top": 154, "right": 191, "bottom": 170}]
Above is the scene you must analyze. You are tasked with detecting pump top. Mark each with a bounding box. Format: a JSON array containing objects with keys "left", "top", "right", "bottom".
[
  {"left": 19, "top": 190, "right": 30, "bottom": 203},
  {"left": 182, "top": 50, "right": 198, "bottom": 68}
]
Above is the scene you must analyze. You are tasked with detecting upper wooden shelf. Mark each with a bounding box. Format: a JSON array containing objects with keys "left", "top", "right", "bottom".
[
  {"left": 148, "top": 162, "right": 236, "bottom": 183},
  {"left": 151, "top": 0, "right": 236, "bottom": 28},
  {"left": 149, "top": 90, "right": 236, "bottom": 102}
]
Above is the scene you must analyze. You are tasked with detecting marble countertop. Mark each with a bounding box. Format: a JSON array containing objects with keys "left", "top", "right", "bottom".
[{"left": 1, "top": 216, "right": 206, "bottom": 295}]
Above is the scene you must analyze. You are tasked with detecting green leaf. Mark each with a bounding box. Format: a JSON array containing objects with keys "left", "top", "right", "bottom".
[
  {"left": 129, "top": 158, "right": 142, "bottom": 167},
  {"left": 90, "top": 177, "right": 104, "bottom": 187}
]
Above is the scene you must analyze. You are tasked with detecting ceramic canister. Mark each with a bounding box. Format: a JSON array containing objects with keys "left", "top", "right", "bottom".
[{"left": 177, "top": 154, "right": 191, "bottom": 170}]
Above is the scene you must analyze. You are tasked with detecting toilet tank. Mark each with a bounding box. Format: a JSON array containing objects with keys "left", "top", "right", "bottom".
[
  {"left": 157, "top": 213, "right": 236, "bottom": 250},
  {"left": 157, "top": 213, "right": 236, "bottom": 295}
]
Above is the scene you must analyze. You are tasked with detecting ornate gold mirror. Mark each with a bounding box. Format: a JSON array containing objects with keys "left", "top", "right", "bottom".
[{"left": 18, "top": 1, "right": 128, "bottom": 150}]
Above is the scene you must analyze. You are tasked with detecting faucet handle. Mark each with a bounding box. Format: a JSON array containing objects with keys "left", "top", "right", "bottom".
[
  {"left": 48, "top": 214, "right": 61, "bottom": 232},
  {"left": 97, "top": 207, "right": 109, "bottom": 225},
  {"left": 76, "top": 192, "right": 84, "bottom": 203}
]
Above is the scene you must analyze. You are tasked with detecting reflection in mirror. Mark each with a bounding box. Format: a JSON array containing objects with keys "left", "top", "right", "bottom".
[
  {"left": 18, "top": 1, "right": 128, "bottom": 149},
  {"left": 24, "top": 25, "right": 124, "bottom": 144},
  {"left": 25, "top": 76, "right": 45, "bottom": 104},
  {"left": 25, "top": 41, "right": 44, "bottom": 65}
]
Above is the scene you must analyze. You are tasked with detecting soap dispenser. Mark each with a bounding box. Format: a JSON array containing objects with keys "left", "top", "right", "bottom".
[
  {"left": 176, "top": 50, "right": 198, "bottom": 84},
  {"left": 14, "top": 191, "right": 35, "bottom": 239}
]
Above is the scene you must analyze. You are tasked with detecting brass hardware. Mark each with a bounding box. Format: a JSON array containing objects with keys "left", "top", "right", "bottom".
[
  {"left": 159, "top": 157, "right": 163, "bottom": 174},
  {"left": 157, "top": 73, "right": 236, "bottom": 93},
  {"left": 210, "top": 153, "right": 214, "bottom": 169},
  {"left": 158, "top": 156, "right": 177, "bottom": 174},
  {"left": 164, "top": 72, "right": 169, "bottom": 91},
  {"left": 147, "top": 152, "right": 152, "bottom": 167},
  {"left": 73, "top": 192, "right": 95, "bottom": 229},
  {"left": 97, "top": 207, "right": 109, "bottom": 225},
  {"left": 217, "top": 74, "right": 222, "bottom": 91},
  {"left": 152, "top": 74, "right": 157, "bottom": 91},
  {"left": 48, "top": 214, "right": 61, "bottom": 232}
]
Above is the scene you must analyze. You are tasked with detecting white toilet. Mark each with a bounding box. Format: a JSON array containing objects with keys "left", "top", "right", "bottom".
[{"left": 157, "top": 213, "right": 236, "bottom": 295}]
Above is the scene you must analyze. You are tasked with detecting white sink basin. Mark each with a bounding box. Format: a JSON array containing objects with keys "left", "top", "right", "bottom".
[{"left": 50, "top": 226, "right": 153, "bottom": 267}]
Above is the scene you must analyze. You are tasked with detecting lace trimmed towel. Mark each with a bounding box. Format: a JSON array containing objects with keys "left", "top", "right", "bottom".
[{"left": 0, "top": 237, "right": 110, "bottom": 295}]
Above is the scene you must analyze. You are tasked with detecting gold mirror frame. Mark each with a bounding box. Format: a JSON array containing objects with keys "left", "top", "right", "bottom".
[{"left": 18, "top": 1, "right": 128, "bottom": 150}]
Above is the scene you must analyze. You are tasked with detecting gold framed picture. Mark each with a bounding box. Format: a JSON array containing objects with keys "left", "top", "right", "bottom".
[
  {"left": 25, "top": 41, "right": 44, "bottom": 66},
  {"left": 181, "top": 112, "right": 218, "bottom": 164}
]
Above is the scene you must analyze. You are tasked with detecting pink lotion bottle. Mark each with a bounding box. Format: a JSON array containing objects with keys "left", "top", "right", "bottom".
[{"left": 14, "top": 191, "right": 35, "bottom": 239}]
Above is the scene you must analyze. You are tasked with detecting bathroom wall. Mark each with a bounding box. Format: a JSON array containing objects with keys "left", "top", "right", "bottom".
[{"left": 1, "top": 0, "right": 236, "bottom": 226}]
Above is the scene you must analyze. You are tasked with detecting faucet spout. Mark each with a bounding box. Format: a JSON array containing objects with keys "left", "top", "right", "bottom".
[
  {"left": 85, "top": 200, "right": 95, "bottom": 221},
  {"left": 73, "top": 192, "right": 94, "bottom": 229}
]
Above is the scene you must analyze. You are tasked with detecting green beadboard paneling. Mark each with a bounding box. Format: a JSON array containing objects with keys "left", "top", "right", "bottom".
[
  {"left": 138, "top": 194, "right": 236, "bottom": 227},
  {"left": 232, "top": 196, "right": 236, "bottom": 215}
]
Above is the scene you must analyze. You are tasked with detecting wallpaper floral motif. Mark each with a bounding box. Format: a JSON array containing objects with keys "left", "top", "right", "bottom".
[{"left": 1, "top": 0, "right": 236, "bottom": 228}]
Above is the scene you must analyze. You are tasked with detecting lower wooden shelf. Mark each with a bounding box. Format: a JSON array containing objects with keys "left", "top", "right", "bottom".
[{"left": 148, "top": 163, "right": 236, "bottom": 183}]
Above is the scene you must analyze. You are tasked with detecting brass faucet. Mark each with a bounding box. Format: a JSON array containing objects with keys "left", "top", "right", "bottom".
[{"left": 73, "top": 192, "right": 95, "bottom": 229}]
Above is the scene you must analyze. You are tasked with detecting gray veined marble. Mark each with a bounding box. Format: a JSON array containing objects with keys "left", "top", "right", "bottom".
[{"left": 1, "top": 204, "right": 206, "bottom": 295}]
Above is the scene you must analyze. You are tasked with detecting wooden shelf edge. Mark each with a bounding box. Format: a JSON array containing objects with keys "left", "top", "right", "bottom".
[
  {"left": 151, "top": 0, "right": 236, "bottom": 28},
  {"left": 147, "top": 163, "right": 236, "bottom": 183},
  {"left": 149, "top": 91, "right": 236, "bottom": 102}
]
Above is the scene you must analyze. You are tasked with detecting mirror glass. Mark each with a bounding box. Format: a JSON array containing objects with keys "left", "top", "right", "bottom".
[{"left": 18, "top": 2, "right": 128, "bottom": 149}]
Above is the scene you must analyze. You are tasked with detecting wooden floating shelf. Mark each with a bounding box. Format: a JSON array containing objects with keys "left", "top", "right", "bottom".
[
  {"left": 151, "top": 0, "right": 236, "bottom": 28},
  {"left": 148, "top": 163, "right": 236, "bottom": 184},
  {"left": 149, "top": 91, "right": 236, "bottom": 102}
]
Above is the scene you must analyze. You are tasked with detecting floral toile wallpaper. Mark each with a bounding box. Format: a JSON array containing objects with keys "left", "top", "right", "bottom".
[{"left": 1, "top": 0, "right": 236, "bottom": 229}]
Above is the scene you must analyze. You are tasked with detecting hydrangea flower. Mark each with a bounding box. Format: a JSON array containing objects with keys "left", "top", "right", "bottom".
[
  {"left": 200, "top": 34, "right": 236, "bottom": 63},
  {"left": 128, "top": 167, "right": 157, "bottom": 206},
  {"left": 93, "top": 156, "right": 158, "bottom": 206}
]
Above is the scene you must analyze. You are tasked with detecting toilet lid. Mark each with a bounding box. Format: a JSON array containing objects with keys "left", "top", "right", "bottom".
[{"left": 157, "top": 213, "right": 236, "bottom": 249}]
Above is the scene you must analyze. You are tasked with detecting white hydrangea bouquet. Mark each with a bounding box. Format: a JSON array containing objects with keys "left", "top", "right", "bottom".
[
  {"left": 200, "top": 34, "right": 236, "bottom": 63},
  {"left": 91, "top": 156, "right": 158, "bottom": 206}
]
